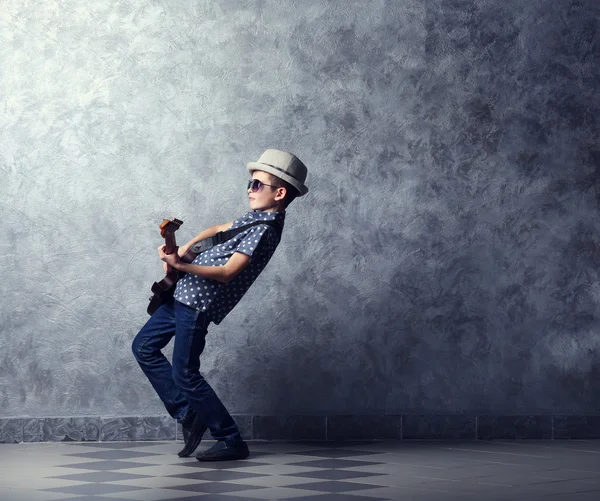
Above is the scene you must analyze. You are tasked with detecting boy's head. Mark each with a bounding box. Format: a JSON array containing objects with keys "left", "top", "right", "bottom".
[{"left": 247, "top": 149, "right": 308, "bottom": 212}]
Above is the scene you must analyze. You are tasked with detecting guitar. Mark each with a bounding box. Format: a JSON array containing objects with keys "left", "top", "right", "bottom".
[{"left": 147, "top": 218, "right": 197, "bottom": 315}]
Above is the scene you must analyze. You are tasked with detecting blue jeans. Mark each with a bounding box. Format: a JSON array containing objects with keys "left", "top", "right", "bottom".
[{"left": 132, "top": 296, "right": 241, "bottom": 442}]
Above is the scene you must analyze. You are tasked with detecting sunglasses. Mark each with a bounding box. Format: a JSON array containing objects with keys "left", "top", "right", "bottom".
[{"left": 247, "top": 179, "right": 279, "bottom": 193}]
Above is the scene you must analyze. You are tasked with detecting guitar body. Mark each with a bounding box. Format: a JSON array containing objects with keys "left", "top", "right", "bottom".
[{"left": 147, "top": 271, "right": 180, "bottom": 315}]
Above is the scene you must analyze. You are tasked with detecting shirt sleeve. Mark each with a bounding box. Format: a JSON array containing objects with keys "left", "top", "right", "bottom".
[{"left": 235, "top": 224, "right": 273, "bottom": 258}]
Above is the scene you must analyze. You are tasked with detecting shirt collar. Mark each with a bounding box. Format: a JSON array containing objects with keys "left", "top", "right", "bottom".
[{"left": 248, "top": 209, "right": 285, "bottom": 220}]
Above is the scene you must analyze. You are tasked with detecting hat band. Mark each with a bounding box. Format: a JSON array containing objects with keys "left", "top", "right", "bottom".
[{"left": 260, "top": 162, "right": 303, "bottom": 184}]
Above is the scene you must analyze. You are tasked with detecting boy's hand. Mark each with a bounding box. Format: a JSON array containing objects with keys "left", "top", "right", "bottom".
[{"left": 158, "top": 244, "right": 180, "bottom": 271}]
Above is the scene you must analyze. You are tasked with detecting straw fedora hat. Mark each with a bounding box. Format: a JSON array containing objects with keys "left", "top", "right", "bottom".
[{"left": 247, "top": 149, "right": 308, "bottom": 196}]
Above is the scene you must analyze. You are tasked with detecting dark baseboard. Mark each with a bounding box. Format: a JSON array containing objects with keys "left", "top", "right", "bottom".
[{"left": 2, "top": 415, "right": 600, "bottom": 443}]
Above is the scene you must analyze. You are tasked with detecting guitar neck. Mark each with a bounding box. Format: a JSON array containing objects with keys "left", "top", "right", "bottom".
[{"left": 164, "top": 233, "right": 177, "bottom": 254}]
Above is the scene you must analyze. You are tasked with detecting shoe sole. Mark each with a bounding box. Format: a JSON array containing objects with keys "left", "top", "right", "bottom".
[
  {"left": 196, "top": 444, "right": 249, "bottom": 461},
  {"left": 196, "top": 452, "right": 249, "bottom": 461}
]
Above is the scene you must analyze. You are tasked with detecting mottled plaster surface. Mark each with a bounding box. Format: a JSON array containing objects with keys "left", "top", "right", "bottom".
[{"left": 0, "top": 0, "right": 598, "bottom": 419}]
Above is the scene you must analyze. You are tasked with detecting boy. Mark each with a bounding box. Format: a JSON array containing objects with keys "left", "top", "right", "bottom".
[{"left": 132, "top": 149, "right": 309, "bottom": 461}]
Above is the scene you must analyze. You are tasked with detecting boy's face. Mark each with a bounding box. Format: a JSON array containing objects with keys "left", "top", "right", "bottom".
[{"left": 248, "top": 170, "right": 286, "bottom": 212}]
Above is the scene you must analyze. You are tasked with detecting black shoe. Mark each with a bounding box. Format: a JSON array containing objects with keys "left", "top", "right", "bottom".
[
  {"left": 196, "top": 438, "right": 249, "bottom": 461},
  {"left": 178, "top": 414, "right": 208, "bottom": 458}
]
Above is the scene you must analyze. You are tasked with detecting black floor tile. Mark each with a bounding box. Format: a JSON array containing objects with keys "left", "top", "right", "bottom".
[{"left": 167, "top": 482, "right": 265, "bottom": 493}]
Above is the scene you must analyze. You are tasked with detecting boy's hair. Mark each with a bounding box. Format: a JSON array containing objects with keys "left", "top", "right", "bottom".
[{"left": 267, "top": 173, "right": 299, "bottom": 208}]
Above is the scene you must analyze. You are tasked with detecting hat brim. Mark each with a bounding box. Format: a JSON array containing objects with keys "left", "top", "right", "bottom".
[{"left": 247, "top": 162, "right": 308, "bottom": 196}]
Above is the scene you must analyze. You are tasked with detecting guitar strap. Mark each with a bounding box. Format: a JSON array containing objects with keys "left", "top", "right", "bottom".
[{"left": 190, "top": 220, "right": 281, "bottom": 254}]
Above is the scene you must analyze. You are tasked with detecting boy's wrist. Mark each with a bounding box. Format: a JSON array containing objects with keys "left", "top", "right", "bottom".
[{"left": 176, "top": 261, "right": 189, "bottom": 272}]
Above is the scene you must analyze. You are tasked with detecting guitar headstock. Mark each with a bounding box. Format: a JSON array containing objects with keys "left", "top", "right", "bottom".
[
  {"left": 159, "top": 218, "right": 183, "bottom": 238},
  {"left": 159, "top": 218, "right": 183, "bottom": 255}
]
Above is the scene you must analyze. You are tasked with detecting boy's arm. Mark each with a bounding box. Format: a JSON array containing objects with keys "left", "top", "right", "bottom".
[
  {"left": 178, "top": 221, "right": 233, "bottom": 256},
  {"left": 170, "top": 251, "right": 251, "bottom": 283},
  {"left": 161, "top": 222, "right": 276, "bottom": 282}
]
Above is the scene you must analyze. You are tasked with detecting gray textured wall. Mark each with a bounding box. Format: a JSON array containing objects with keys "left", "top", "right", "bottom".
[{"left": 1, "top": 0, "right": 599, "bottom": 419}]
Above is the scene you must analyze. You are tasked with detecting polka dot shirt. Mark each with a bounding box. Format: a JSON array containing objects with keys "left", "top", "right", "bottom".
[{"left": 173, "top": 209, "right": 285, "bottom": 325}]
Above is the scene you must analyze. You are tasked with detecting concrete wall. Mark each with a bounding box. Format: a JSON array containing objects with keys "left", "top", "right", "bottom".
[{"left": 1, "top": 0, "right": 599, "bottom": 427}]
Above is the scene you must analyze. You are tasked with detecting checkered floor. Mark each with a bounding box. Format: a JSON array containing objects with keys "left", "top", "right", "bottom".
[{"left": 1, "top": 440, "right": 600, "bottom": 501}]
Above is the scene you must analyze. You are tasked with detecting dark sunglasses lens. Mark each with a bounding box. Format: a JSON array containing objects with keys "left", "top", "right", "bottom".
[{"left": 248, "top": 179, "right": 262, "bottom": 192}]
